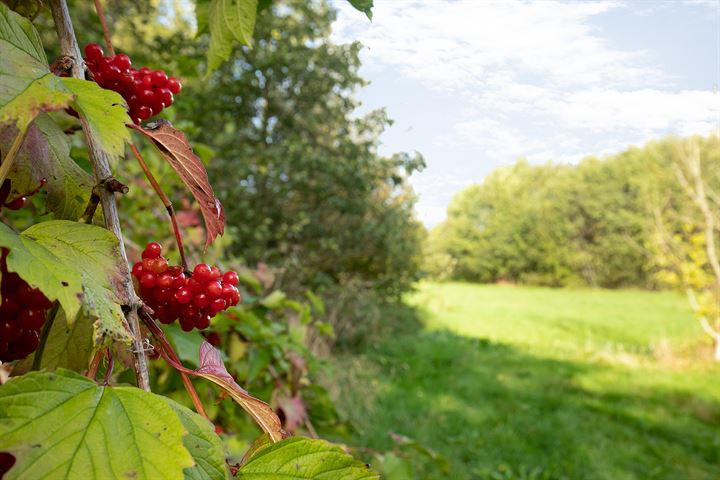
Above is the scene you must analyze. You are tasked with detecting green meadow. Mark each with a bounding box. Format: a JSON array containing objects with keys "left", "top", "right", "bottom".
[{"left": 330, "top": 283, "right": 720, "bottom": 479}]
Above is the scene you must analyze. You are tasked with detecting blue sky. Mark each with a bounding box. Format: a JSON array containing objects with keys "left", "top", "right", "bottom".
[{"left": 331, "top": 0, "right": 720, "bottom": 227}]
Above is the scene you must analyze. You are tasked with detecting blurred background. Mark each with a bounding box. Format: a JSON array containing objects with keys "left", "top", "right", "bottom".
[{"left": 34, "top": 0, "right": 720, "bottom": 478}]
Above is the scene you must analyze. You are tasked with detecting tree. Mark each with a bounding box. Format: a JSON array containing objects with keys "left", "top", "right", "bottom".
[{"left": 0, "top": 0, "right": 381, "bottom": 477}]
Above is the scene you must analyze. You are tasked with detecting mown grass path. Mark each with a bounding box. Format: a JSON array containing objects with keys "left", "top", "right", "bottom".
[{"left": 330, "top": 283, "right": 720, "bottom": 479}]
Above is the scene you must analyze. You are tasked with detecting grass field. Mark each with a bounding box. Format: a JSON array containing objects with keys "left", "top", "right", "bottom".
[{"left": 327, "top": 283, "right": 720, "bottom": 480}]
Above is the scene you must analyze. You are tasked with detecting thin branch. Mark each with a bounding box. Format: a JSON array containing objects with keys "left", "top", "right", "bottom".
[
  {"left": 49, "top": 0, "right": 150, "bottom": 391},
  {"left": 0, "top": 129, "right": 27, "bottom": 187},
  {"left": 87, "top": 348, "right": 103, "bottom": 380},
  {"left": 129, "top": 143, "right": 188, "bottom": 270},
  {"left": 32, "top": 305, "right": 59, "bottom": 371},
  {"left": 93, "top": 0, "right": 115, "bottom": 56},
  {"left": 103, "top": 347, "right": 114, "bottom": 386}
]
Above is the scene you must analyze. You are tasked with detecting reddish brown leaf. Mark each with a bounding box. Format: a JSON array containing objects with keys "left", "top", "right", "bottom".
[
  {"left": 129, "top": 121, "right": 224, "bottom": 248},
  {"left": 166, "top": 341, "right": 284, "bottom": 442}
]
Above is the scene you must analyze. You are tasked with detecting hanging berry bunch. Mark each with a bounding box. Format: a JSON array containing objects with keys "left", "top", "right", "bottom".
[
  {"left": 83, "top": 43, "right": 182, "bottom": 124},
  {"left": 0, "top": 248, "right": 53, "bottom": 362},
  {"left": 132, "top": 242, "right": 241, "bottom": 332}
]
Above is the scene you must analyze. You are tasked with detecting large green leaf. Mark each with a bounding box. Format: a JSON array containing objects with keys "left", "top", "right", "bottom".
[
  {"left": 0, "top": 74, "right": 72, "bottom": 132},
  {"left": 206, "top": 0, "right": 258, "bottom": 74},
  {"left": 1, "top": 113, "right": 94, "bottom": 220},
  {"left": 0, "top": 3, "right": 47, "bottom": 104},
  {"left": 0, "top": 221, "right": 128, "bottom": 343},
  {"left": 164, "top": 398, "right": 231, "bottom": 480},
  {"left": 0, "top": 370, "right": 195, "bottom": 480},
  {"left": 62, "top": 77, "right": 131, "bottom": 161},
  {"left": 236, "top": 437, "right": 379, "bottom": 479}
]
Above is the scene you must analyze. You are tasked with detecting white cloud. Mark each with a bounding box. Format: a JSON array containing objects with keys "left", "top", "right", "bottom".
[{"left": 331, "top": 0, "right": 720, "bottom": 226}]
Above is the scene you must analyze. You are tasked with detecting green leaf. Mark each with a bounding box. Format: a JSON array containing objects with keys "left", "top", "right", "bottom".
[
  {"left": 22, "top": 220, "right": 128, "bottom": 341},
  {"left": 0, "top": 74, "right": 72, "bottom": 133},
  {"left": 163, "top": 397, "right": 231, "bottom": 480},
  {"left": 61, "top": 78, "right": 131, "bottom": 161},
  {"left": 0, "top": 221, "right": 129, "bottom": 343},
  {"left": 0, "top": 3, "right": 48, "bottom": 105},
  {"left": 236, "top": 437, "right": 379, "bottom": 479},
  {"left": 260, "top": 290, "right": 286, "bottom": 309},
  {"left": 207, "top": 0, "right": 258, "bottom": 74},
  {"left": 164, "top": 322, "right": 209, "bottom": 365},
  {"left": 1, "top": 113, "right": 94, "bottom": 220},
  {"left": 346, "top": 0, "right": 373, "bottom": 20},
  {"left": 0, "top": 369, "right": 195, "bottom": 480}
]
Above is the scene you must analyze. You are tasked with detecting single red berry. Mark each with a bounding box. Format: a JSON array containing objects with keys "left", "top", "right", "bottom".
[
  {"left": 157, "top": 273, "right": 173, "bottom": 289},
  {"left": 19, "top": 309, "right": 45, "bottom": 330},
  {"left": 112, "top": 53, "right": 132, "bottom": 72},
  {"left": 140, "top": 272, "right": 157, "bottom": 289},
  {"left": 142, "top": 242, "right": 162, "bottom": 259},
  {"left": 6, "top": 197, "right": 26, "bottom": 210},
  {"left": 151, "top": 70, "right": 168, "bottom": 87},
  {"left": 172, "top": 273, "right": 187, "bottom": 289},
  {"left": 196, "top": 314, "right": 211, "bottom": 330},
  {"left": 147, "top": 257, "right": 168, "bottom": 274},
  {"left": 84, "top": 43, "right": 104, "bottom": 62},
  {"left": 210, "top": 298, "right": 226, "bottom": 312},
  {"left": 193, "top": 264, "right": 212, "bottom": 282},
  {"left": 0, "top": 296, "right": 20, "bottom": 315},
  {"left": 193, "top": 293, "right": 210, "bottom": 308},
  {"left": 139, "top": 67, "right": 151, "bottom": 75},
  {"left": 221, "top": 284, "right": 239, "bottom": 303},
  {"left": 153, "top": 288, "right": 173, "bottom": 303},
  {"left": 0, "top": 320, "right": 20, "bottom": 340},
  {"left": 205, "top": 281, "right": 222, "bottom": 299},
  {"left": 156, "top": 88, "right": 173, "bottom": 108},
  {"left": 167, "top": 77, "right": 182, "bottom": 94},
  {"left": 222, "top": 271, "right": 239, "bottom": 286},
  {"left": 174, "top": 287, "right": 193, "bottom": 304},
  {"left": 137, "top": 105, "right": 152, "bottom": 121},
  {"left": 132, "top": 261, "right": 144, "bottom": 278},
  {"left": 179, "top": 316, "right": 195, "bottom": 332}
]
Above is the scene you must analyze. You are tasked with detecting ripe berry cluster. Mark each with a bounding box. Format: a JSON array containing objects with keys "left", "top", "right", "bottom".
[
  {"left": 132, "top": 243, "right": 241, "bottom": 331},
  {"left": 83, "top": 43, "right": 182, "bottom": 125},
  {"left": 0, "top": 249, "right": 53, "bottom": 363},
  {"left": 0, "top": 178, "right": 45, "bottom": 213}
]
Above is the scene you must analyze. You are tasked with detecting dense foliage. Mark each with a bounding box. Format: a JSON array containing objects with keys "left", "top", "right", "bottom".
[{"left": 428, "top": 135, "right": 719, "bottom": 289}]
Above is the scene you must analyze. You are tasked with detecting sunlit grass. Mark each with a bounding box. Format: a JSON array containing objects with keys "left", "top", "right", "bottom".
[{"left": 328, "top": 283, "right": 720, "bottom": 480}]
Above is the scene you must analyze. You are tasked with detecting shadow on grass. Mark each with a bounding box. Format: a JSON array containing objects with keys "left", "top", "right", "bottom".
[{"left": 334, "top": 305, "right": 720, "bottom": 480}]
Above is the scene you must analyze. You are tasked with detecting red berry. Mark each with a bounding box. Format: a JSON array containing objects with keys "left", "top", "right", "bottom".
[
  {"left": 132, "top": 262, "right": 144, "bottom": 278},
  {"left": 19, "top": 309, "right": 45, "bottom": 330},
  {"left": 112, "top": 54, "right": 132, "bottom": 72},
  {"left": 174, "top": 287, "right": 192, "bottom": 304},
  {"left": 139, "top": 88, "right": 155, "bottom": 105},
  {"left": 6, "top": 197, "right": 26, "bottom": 210},
  {"left": 140, "top": 272, "right": 157, "bottom": 288},
  {"left": 179, "top": 316, "right": 195, "bottom": 332},
  {"left": 139, "top": 67, "right": 151, "bottom": 75},
  {"left": 182, "top": 304, "right": 199, "bottom": 320},
  {"left": 153, "top": 288, "right": 173, "bottom": 304},
  {"left": 172, "top": 273, "right": 187, "bottom": 289},
  {"left": 0, "top": 296, "right": 20, "bottom": 315},
  {"left": 156, "top": 88, "right": 173, "bottom": 107},
  {"left": 222, "top": 271, "right": 239, "bottom": 286},
  {"left": 0, "top": 320, "right": 20, "bottom": 340},
  {"left": 84, "top": 43, "right": 104, "bottom": 62},
  {"left": 193, "top": 264, "right": 212, "bottom": 282},
  {"left": 187, "top": 277, "right": 204, "bottom": 294},
  {"left": 210, "top": 298, "right": 226, "bottom": 312},
  {"left": 147, "top": 257, "right": 168, "bottom": 274},
  {"left": 196, "top": 314, "right": 211, "bottom": 330},
  {"left": 193, "top": 293, "right": 210, "bottom": 308},
  {"left": 167, "top": 77, "right": 182, "bottom": 94},
  {"left": 221, "top": 284, "right": 240, "bottom": 305},
  {"left": 137, "top": 105, "right": 152, "bottom": 121},
  {"left": 142, "top": 242, "right": 162, "bottom": 259},
  {"left": 157, "top": 273, "right": 174, "bottom": 289},
  {"left": 205, "top": 281, "right": 222, "bottom": 299},
  {"left": 204, "top": 331, "right": 221, "bottom": 346},
  {"left": 151, "top": 70, "right": 168, "bottom": 87}
]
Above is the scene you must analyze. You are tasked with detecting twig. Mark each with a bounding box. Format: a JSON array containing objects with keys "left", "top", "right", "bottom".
[
  {"left": 103, "top": 347, "right": 114, "bottom": 385},
  {"left": 129, "top": 142, "right": 188, "bottom": 270},
  {"left": 0, "top": 129, "right": 27, "bottom": 187},
  {"left": 93, "top": 0, "right": 115, "bottom": 56},
  {"left": 140, "top": 311, "right": 209, "bottom": 418},
  {"left": 32, "top": 305, "right": 59, "bottom": 371},
  {"left": 87, "top": 348, "right": 103, "bottom": 380},
  {"left": 49, "top": 0, "right": 150, "bottom": 391}
]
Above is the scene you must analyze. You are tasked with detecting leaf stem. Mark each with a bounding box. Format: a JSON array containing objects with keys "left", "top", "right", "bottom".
[
  {"left": 0, "top": 129, "right": 27, "bottom": 188},
  {"left": 32, "top": 304, "right": 59, "bottom": 371},
  {"left": 92, "top": 0, "right": 115, "bottom": 56},
  {"left": 129, "top": 142, "right": 188, "bottom": 270},
  {"left": 49, "top": 0, "right": 151, "bottom": 391},
  {"left": 140, "top": 311, "right": 209, "bottom": 418}
]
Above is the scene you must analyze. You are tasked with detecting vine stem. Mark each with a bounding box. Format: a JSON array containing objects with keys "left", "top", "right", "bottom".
[
  {"left": 93, "top": 0, "right": 115, "bottom": 56},
  {"left": 129, "top": 143, "right": 188, "bottom": 270},
  {"left": 141, "top": 311, "right": 209, "bottom": 418},
  {"left": 49, "top": 0, "right": 151, "bottom": 391}
]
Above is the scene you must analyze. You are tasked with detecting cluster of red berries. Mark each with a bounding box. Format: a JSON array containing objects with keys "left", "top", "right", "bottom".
[
  {"left": 0, "top": 179, "right": 45, "bottom": 213},
  {"left": 0, "top": 249, "right": 53, "bottom": 363},
  {"left": 83, "top": 43, "right": 182, "bottom": 125},
  {"left": 132, "top": 243, "right": 241, "bottom": 332}
]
